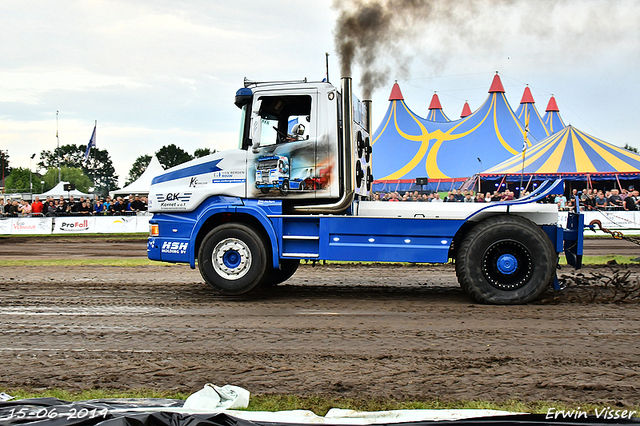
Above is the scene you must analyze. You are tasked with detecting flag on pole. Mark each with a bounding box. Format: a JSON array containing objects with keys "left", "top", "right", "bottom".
[{"left": 84, "top": 122, "right": 96, "bottom": 162}]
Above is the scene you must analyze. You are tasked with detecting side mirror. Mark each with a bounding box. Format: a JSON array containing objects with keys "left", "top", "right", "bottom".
[{"left": 292, "top": 123, "right": 305, "bottom": 136}]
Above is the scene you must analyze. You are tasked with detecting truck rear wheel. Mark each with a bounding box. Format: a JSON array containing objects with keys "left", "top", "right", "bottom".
[
  {"left": 455, "top": 215, "right": 556, "bottom": 304},
  {"left": 264, "top": 259, "right": 300, "bottom": 286},
  {"left": 198, "top": 224, "right": 268, "bottom": 295}
]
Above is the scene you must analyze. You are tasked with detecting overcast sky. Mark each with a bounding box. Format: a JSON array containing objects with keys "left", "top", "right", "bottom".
[{"left": 1, "top": 0, "right": 639, "bottom": 187}]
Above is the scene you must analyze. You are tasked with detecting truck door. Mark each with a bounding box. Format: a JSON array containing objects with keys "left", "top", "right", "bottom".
[{"left": 248, "top": 91, "right": 325, "bottom": 199}]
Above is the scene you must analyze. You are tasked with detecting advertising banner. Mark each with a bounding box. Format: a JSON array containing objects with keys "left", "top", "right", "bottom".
[
  {"left": 94, "top": 216, "right": 138, "bottom": 233},
  {"left": 9, "top": 217, "right": 53, "bottom": 234},
  {"left": 583, "top": 211, "right": 636, "bottom": 229},
  {"left": 0, "top": 219, "right": 11, "bottom": 234},
  {"left": 136, "top": 215, "right": 151, "bottom": 233},
  {"left": 52, "top": 217, "right": 95, "bottom": 233}
]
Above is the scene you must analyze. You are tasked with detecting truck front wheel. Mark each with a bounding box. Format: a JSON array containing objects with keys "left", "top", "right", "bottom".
[
  {"left": 264, "top": 259, "right": 300, "bottom": 286},
  {"left": 455, "top": 215, "right": 556, "bottom": 304},
  {"left": 198, "top": 224, "right": 269, "bottom": 295}
]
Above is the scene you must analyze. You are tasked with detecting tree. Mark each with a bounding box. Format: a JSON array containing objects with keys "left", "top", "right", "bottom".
[
  {"left": 4, "top": 167, "right": 36, "bottom": 192},
  {"left": 194, "top": 148, "right": 216, "bottom": 158},
  {"left": 37, "top": 144, "right": 119, "bottom": 196},
  {"left": 125, "top": 154, "right": 152, "bottom": 186},
  {"left": 0, "top": 151, "right": 11, "bottom": 184},
  {"left": 42, "top": 166, "right": 93, "bottom": 193},
  {"left": 156, "top": 144, "right": 193, "bottom": 169},
  {"left": 624, "top": 144, "right": 638, "bottom": 153}
]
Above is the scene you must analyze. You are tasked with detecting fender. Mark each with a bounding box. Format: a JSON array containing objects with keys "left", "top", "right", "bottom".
[
  {"left": 189, "top": 197, "right": 281, "bottom": 269},
  {"left": 465, "top": 179, "right": 564, "bottom": 222}
]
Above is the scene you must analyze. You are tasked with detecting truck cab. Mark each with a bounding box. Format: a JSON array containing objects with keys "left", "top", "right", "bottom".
[{"left": 147, "top": 77, "right": 583, "bottom": 304}]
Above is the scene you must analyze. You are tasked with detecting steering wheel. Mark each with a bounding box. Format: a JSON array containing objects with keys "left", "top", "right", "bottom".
[{"left": 272, "top": 126, "right": 289, "bottom": 143}]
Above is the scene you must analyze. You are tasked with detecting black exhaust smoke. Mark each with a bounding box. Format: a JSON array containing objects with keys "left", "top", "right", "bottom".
[{"left": 332, "top": 0, "right": 608, "bottom": 100}]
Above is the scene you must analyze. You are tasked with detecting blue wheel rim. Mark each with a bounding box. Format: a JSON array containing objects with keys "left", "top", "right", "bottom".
[{"left": 482, "top": 240, "right": 532, "bottom": 291}]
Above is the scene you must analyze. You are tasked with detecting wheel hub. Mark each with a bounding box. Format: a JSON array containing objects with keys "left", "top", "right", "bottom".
[
  {"left": 496, "top": 254, "right": 518, "bottom": 274},
  {"left": 212, "top": 238, "right": 252, "bottom": 280},
  {"left": 482, "top": 240, "right": 532, "bottom": 291}
]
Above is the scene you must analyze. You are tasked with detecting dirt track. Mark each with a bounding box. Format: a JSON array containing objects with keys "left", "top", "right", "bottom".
[{"left": 0, "top": 236, "right": 639, "bottom": 405}]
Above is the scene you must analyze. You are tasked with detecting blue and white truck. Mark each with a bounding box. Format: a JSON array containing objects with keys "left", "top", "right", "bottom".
[{"left": 147, "top": 77, "right": 584, "bottom": 304}]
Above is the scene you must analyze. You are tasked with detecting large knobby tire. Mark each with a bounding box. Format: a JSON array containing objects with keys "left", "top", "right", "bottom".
[
  {"left": 264, "top": 259, "right": 300, "bottom": 286},
  {"left": 198, "top": 223, "right": 269, "bottom": 295},
  {"left": 455, "top": 215, "right": 556, "bottom": 304}
]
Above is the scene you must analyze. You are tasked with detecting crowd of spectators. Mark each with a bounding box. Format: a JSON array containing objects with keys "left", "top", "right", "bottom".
[
  {"left": 372, "top": 187, "right": 640, "bottom": 211},
  {"left": 0, "top": 194, "right": 149, "bottom": 217},
  {"left": 371, "top": 189, "right": 520, "bottom": 203},
  {"left": 4, "top": 187, "right": 639, "bottom": 216},
  {"left": 547, "top": 187, "right": 640, "bottom": 211}
]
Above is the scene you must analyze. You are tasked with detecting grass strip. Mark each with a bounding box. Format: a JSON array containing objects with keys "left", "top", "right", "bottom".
[
  {"left": 0, "top": 234, "right": 148, "bottom": 240},
  {"left": 0, "top": 256, "right": 637, "bottom": 267},
  {"left": 2, "top": 389, "right": 638, "bottom": 416},
  {"left": 559, "top": 255, "right": 639, "bottom": 265},
  {"left": 0, "top": 259, "right": 173, "bottom": 267}
]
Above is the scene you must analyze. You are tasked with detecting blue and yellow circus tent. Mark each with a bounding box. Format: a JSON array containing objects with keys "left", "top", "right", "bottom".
[
  {"left": 481, "top": 125, "right": 640, "bottom": 184},
  {"left": 515, "top": 86, "right": 550, "bottom": 142},
  {"left": 372, "top": 73, "right": 533, "bottom": 191},
  {"left": 426, "top": 93, "right": 450, "bottom": 122},
  {"left": 542, "top": 95, "right": 565, "bottom": 134}
]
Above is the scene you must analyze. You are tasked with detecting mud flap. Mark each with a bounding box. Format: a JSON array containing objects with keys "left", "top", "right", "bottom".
[{"left": 563, "top": 211, "right": 584, "bottom": 269}]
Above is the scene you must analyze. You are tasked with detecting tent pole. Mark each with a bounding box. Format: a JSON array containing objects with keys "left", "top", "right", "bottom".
[
  {"left": 523, "top": 175, "right": 533, "bottom": 193},
  {"left": 615, "top": 174, "right": 622, "bottom": 191},
  {"left": 498, "top": 175, "right": 506, "bottom": 193},
  {"left": 435, "top": 179, "right": 441, "bottom": 192}
]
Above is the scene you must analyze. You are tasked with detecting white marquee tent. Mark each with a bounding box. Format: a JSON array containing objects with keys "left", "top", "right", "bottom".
[
  {"left": 111, "top": 155, "right": 164, "bottom": 197},
  {"left": 34, "top": 181, "right": 93, "bottom": 200}
]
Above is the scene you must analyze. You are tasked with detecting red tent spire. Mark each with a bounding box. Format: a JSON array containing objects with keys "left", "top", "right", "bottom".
[
  {"left": 546, "top": 95, "right": 559, "bottom": 112},
  {"left": 428, "top": 93, "right": 443, "bottom": 110},
  {"left": 389, "top": 81, "right": 404, "bottom": 101},
  {"left": 489, "top": 72, "right": 505, "bottom": 93},
  {"left": 460, "top": 101, "right": 472, "bottom": 118},
  {"left": 520, "top": 86, "right": 535, "bottom": 104}
]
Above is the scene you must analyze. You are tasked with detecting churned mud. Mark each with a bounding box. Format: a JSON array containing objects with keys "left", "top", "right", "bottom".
[{"left": 0, "top": 236, "right": 639, "bottom": 405}]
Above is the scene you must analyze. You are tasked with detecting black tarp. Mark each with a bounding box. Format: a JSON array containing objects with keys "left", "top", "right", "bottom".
[{"left": 0, "top": 398, "right": 638, "bottom": 426}]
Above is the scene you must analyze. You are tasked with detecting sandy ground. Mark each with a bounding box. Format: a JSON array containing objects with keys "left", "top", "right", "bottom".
[{"left": 0, "top": 236, "right": 639, "bottom": 405}]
